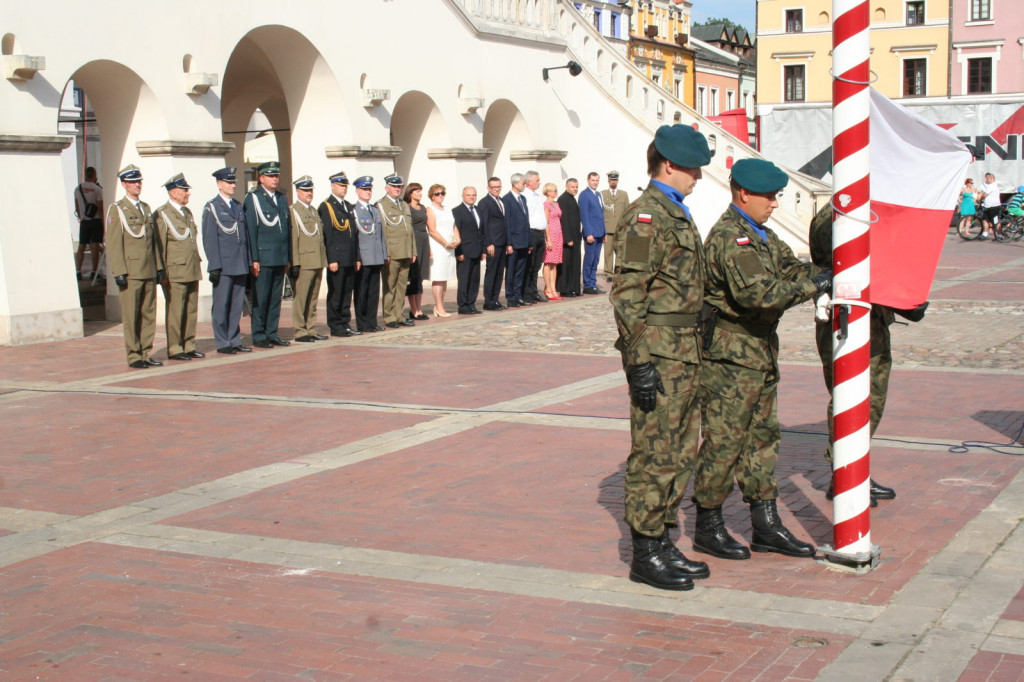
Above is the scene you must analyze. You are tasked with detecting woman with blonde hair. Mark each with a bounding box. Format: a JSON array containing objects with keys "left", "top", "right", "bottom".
[
  {"left": 425, "top": 183, "right": 459, "bottom": 317},
  {"left": 541, "top": 182, "right": 563, "bottom": 300}
]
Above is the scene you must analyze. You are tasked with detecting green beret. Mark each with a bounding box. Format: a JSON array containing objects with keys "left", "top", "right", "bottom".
[
  {"left": 653, "top": 124, "right": 712, "bottom": 169},
  {"left": 731, "top": 158, "right": 789, "bottom": 193}
]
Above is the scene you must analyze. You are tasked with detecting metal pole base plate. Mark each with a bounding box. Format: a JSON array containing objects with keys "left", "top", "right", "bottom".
[{"left": 817, "top": 543, "right": 882, "bottom": 574}]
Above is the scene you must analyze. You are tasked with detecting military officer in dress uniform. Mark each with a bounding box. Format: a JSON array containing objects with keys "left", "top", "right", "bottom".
[
  {"left": 601, "top": 170, "right": 630, "bottom": 281},
  {"left": 319, "top": 171, "right": 362, "bottom": 337},
  {"left": 106, "top": 165, "right": 164, "bottom": 368},
  {"left": 202, "top": 167, "right": 252, "bottom": 355},
  {"left": 244, "top": 161, "right": 291, "bottom": 348},
  {"left": 289, "top": 175, "right": 328, "bottom": 342},
  {"left": 352, "top": 176, "right": 387, "bottom": 332},
  {"left": 376, "top": 173, "right": 417, "bottom": 328},
  {"left": 154, "top": 173, "right": 203, "bottom": 361},
  {"left": 610, "top": 125, "right": 713, "bottom": 591},
  {"left": 692, "top": 158, "right": 830, "bottom": 561}
]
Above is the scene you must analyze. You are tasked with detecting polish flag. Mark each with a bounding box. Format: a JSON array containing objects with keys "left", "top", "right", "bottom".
[{"left": 869, "top": 88, "right": 972, "bottom": 309}]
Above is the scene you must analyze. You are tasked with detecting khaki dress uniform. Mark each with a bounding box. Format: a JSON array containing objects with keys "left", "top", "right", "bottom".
[
  {"left": 610, "top": 184, "right": 705, "bottom": 537},
  {"left": 377, "top": 196, "right": 415, "bottom": 324},
  {"left": 106, "top": 197, "right": 163, "bottom": 365},
  {"left": 694, "top": 206, "right": 819, "bottom": 508},
  {"left": 290, "top": 200, "right": 327, "bottom": 338},
  {"left": 154, "top": 203, "right": 202, "bottom": 357},
  {"left": 601, "top": 187, "right": 630, "bottom": 278}
]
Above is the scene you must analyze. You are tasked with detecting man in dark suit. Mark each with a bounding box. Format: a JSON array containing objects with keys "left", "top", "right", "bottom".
[
  {"left": 319, "top": 171, "right": 362, "bottom": 337},
  {"left": 477, "top": 176, "right": 508, "bottom": 310},
  {"left": 453, "top": 186, "right": 485, "bottom": 315},
  {"left": 202, "top": 166, "right": 252, "bottom": 355},
  {"left": 244, "top": 161, "right": 291, "bottom": 348},
  {"left": 557, "top": 178, "right": 583, "bottom": 297},
  {"left": 502, "top": 173, "right": 533, "bottom": 308},
  {"left": 579, "top": 171, "right": 607, "bottom": 294}
]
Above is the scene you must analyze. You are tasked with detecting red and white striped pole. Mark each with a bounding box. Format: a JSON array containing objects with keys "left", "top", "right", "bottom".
[{"left": 827, "top": 0, "right": 875, "bottom": 567}]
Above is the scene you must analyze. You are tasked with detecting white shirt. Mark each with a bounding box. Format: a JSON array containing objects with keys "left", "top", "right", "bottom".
[
  {"left": 525, "top": 187, "right": 546, "bottom": 230},
  {"left": 74, "top": 181, "right": 103, "bottom": 221},
  {"left": 981, "top": 181, "right": 1001, "bottom": 209}
]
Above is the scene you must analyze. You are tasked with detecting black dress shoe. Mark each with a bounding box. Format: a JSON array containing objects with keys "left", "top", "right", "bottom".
[
  {"left": 385, "top": 322, "right": 400, "bottom": 329},
  {"left": 346, "top": 328, "right": 362, "bottom": 336},
  {"left": 749, "top": 499, "right": 816, "bottom": 558},
  {"left": 254, "top": 340, "right": 273, "bottom": 348},
  {"left": 693, "top": 505, "right": 751, "bottom": 560},
  {"left": 629, "top": 531, "right": 694, "bottom": 591},
  {"left": 313, "top": 333, "right": 329, "bottom": 340},
  {"left": 372, "top": 325, "right": 386, "bottom": 332},
  {"left": 507, "top": 300, "right": 521, "bottom": 308},
  {"left": 414, "top": 313, "right": 429, "bottom": 321},
  {"left": 869, "top": 479, "right": 896, "bottom": 500},
  {"left": 187, "top": 351, "right": 205, "bottom": 359},
  {"left": 216, "top": 347, "right": 237, "bottom": 355},
  {"left": 269, "top": 338, "right": 290, "bottom": 347},
  {"left": 583, "top": 287, "right": 606, "bottom": 295},
  {"left": 659, "top": 531, "right": 710, "bottom": 579},
  {"left": 471, "top": 307, "right": 484, "bottom": 314},
  {"left": 129, "top": 360, "right": 149, "bottom": 369},
  {"left": 483, "top": 303, "right": 498, "bottom": 311},
  {"left": 294, "top": 335, "right": 315, "bottom": 343},
  {"left": 458, "top": 309, "right": 474, "bottom": 315},
  {"left": 169, "top": 353, "right": 192, "bottom": 361},
  {"left": 534, "top": 293, "right": 548, "bottom": 302},
  {"left": 400, "top": 319, "right": 415, "bottom": 327},
  {"left": 331, "top": 328, "right": 353, "bottom": 338},
  {"left": 234, "top": 345, "right": 252, "bottom": 352},
  {"left": 518, "top": 299, "right": 534, "bottom": 306},
  {"left": 496, "top": 303, "right": 508, "bottom": 310}
]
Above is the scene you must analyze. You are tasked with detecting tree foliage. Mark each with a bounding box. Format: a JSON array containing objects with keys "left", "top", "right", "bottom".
[{"left": 694, "top": 17, "right": 748, "bottom": 34}]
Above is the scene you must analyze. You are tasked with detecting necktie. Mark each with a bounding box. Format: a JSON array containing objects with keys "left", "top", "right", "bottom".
[
  {"left": 496, "top": 196, "right": 504, "bottom": 215},
  {"left": 470, "top": 205, "right": 479, "bottom": 226},
  {"left": 518, "top": 195, "right": 528, "bottom": 215}
]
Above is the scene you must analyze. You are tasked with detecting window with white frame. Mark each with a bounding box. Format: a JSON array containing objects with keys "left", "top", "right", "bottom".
[
  {"left": 727, "top": 90, "right": 735, "bottom": 110},
  {"left": 902, "top": 58, "right": 926, "bottom": 96},
  {"left": 970, "top": 0, "right": 991, "bottom": 21},
  {"left": 697, "top": 85, "right": 707, "bottom": 115},
  {"left": 967, "top": 57, "right": 992, "bottom": 93},
  {"left": 906, "top": 1, "right": 925, "bottom": 25},
  {"left": 786, "top": 9, "right": 803, "bottom": 33},
  {"left": 710, "top": 87, "right": 720, "bottom": 115},
  {"left": 784, "top": 64, "right": 806, "bottom": 102}
]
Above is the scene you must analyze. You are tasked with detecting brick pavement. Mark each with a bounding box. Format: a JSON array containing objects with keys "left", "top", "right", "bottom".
[{"left": 0, "top": 231, "right": 1022, "bottom": 680}]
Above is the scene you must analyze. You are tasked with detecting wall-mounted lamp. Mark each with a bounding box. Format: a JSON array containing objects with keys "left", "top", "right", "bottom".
[{"left": 542, "top": 60, "right": 583, "bottom": 81}]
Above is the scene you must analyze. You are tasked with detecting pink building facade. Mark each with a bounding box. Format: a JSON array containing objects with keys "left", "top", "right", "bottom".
[{"left": 951, "top": 0, "right": 1024, "bottom": 97}]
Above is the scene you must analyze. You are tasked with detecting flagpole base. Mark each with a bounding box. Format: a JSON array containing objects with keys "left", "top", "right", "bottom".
[{"left": 817, "top": 543, "right": 881, "bottom": 574}]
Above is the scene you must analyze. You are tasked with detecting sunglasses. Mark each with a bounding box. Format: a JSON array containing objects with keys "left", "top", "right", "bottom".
[{"left": 433, "top": 191, "right": 446, "bottom": 196}]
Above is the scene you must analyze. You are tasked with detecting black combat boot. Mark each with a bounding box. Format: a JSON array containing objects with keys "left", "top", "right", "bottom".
[
  {"left": 659, "top": 530, "right": 710, "bottom": 579},
  {"left": 825, "top": 478, "right": 879, "bottom": 507},
  {"left": 749, "top": 499, "right": 816, "bottom": 558},
  {"left": 869, "top": 479, "right": 896, "bottom": 500},
  {"left": 692, "top": 505, "right": 751, "bottom": 560},
  {"left": 629, "top": 530, "right": 694, "bottom": 591}
]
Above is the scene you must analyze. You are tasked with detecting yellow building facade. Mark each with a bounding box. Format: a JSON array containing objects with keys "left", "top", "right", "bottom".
[
  {"left": 757, "top": 0, "right": 950, "bottom": 105},
  {"left": 628, "top": 0, "right": 696, "bottom": 108}
]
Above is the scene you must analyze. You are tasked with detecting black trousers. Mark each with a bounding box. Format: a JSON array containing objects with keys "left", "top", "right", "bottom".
[
  {"left": 456, "top": 256, "right": 482, "bottom": 311},
  {"left": 325, "top": 264, "right": 357, "bottom": 331},
  {"left": 483, "top": 247, "right": 507, "bottom": 305},
  {"left": 505, "top": 246, "right": 530, "bottom": 302},
  {"left": 524, "top": 230, "right": 547, "bottom": 299},
  {"left": 251, "top": 264, "right": 285, "bottom": 342},
  {"left": 354, "top": 264, "right": 382, "bottom": 330},
  {"left": 558, "top": 242, "right": 582, "bottom": 295}
]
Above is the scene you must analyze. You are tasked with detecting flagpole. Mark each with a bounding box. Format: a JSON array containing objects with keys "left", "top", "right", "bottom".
[{"left": 821, "top": 0, "right": 879, "bottom": 572}]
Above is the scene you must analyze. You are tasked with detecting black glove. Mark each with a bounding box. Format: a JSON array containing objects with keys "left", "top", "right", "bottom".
[
  {"left": 893, "top": 301, "right": 928, "bottom": 322},
  {"left": 114, "top": 274, "right": 128, "bottom": 290},
  {"left": 156, "top": 269, "right": 165, "bottom": 283},
  {"left": 289, "top": 265, "right": 301, "bottom": 280},
  {"left": 628, "top": 362, "right": 665, "bottom": 413},
  {"left": 209, "top": 269, "right": 221, "bottom": 286},
  {"left": 811, "top": 269, "right": 833, "bottom": 295}
]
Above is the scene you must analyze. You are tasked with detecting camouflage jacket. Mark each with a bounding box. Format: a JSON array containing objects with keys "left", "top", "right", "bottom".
[
  {"left": 610, "top": 183, "right": 704, "bottom": 366},
  {"left": 704, "top": 205, "right": 819, "bottom": 370},
  {"left": 809, "top": 203, "right": 894, "bottom": 357}
]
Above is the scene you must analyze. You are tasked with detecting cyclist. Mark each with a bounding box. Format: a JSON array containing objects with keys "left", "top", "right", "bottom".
[{"left": 1008, "top": 186, "right": 1024, "bottom": 218}]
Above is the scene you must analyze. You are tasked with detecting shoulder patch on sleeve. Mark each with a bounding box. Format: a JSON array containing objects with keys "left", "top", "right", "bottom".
[
  {"left": 736, "top": 236, "right": 750, "bottom": 245},
  {"left": 624, "top": 235, "right": 652, "bottom": 263},
  {"left": 637, "top": 213, "right": 652, "bottom": 223}
]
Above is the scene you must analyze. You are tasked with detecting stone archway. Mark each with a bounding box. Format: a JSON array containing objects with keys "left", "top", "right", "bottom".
[
  {"left": 482, "top": 99, "right": 533, "bottom": 180},
  {"left": 62, "top": 60, "right": 171, "bottom": 323},
  {"left": 221, "top": 26, "right": 349, "bottom": 195},
  {"left": 390, "top": 91, "right": 449, "bottom": 187}
]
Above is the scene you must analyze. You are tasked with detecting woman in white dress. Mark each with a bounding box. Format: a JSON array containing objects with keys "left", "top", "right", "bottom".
[{"left": 425, "top": 183, "right": 460, "bottom": 317}]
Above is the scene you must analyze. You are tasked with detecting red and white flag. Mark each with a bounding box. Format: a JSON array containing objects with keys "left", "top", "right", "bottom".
[{"left": 868, "top": 88, "right": 972, "bottom": 309}]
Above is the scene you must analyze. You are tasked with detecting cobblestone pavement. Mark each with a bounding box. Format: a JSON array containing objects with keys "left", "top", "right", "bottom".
[{"left": 0, "top": 231, "right": 1021, "bottom": 680}]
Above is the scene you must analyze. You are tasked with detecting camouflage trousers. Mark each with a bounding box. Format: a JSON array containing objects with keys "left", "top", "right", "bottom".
[
  {"left": 693, "top": 360, "right": 780, "bottom": 508},
  {"left": 815, "top": 320, "right": 892, "bottom": 462},
  {"left": 623, "top": 355, "right": 701, "bottom": 537}
]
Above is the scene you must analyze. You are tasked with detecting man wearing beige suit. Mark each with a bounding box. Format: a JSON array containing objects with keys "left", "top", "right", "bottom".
[
  {"left": 289, "top": 175, "right": 328, "bottom": 342},
  {"left": 155, "top": 173, "right": 203, "bottom": 361},
  {"left": 377, "top": 173, "right": 417, "bottom": 328},
  {"left": 600, "top": 170, "right": 630, "bottom": 281},
  {"left": 106, "top": 164, "right": 165, "bottom": 368}
]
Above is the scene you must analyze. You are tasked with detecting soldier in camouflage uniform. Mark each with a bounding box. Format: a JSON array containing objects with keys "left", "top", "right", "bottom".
[
  {"left": 692, "top": 158, "right": 831, "bottom": 560},
  {"left": 809, "top": 202, "right": 924, "bottom": 505},
  {"left": 610, "top": 124, "right": 714, "bottom": 591}
]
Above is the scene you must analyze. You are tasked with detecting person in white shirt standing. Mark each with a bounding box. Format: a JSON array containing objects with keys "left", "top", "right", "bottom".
[
  {"left": 74, "top": 166, "right": 105, "bottom": 279},
  {"left": 979, "top": 172, "right": 1002, "bottom": 239},
  {"left": 523, "top": 170, "right": 548, "bottom": 302}
]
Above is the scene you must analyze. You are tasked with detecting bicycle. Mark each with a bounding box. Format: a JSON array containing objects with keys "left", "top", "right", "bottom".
[
  {"left": 994, "top": 211, "right": 1024, "bottom": 242},
  {"left": 957, "top": 209, "right": 985, "bottom": 240}
]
